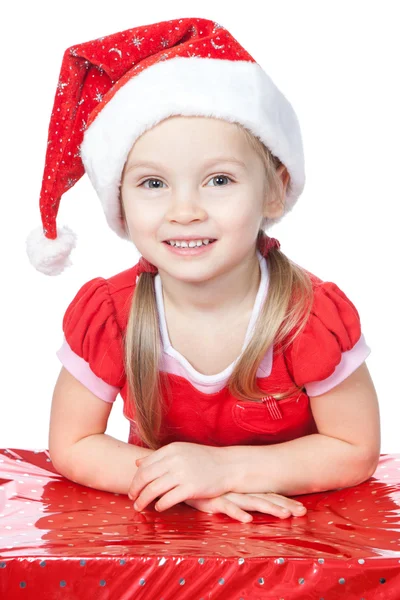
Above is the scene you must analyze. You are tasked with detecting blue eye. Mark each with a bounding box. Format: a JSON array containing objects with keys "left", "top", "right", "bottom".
[
  {"left": 207, "top": 175, "right": 233, "bottom": 187},
  {"left": 139, "top": 175, "right": 233, "bottom": 189},
  {"left": 140, "top": 178, "right": 165, "bottom": 189}
]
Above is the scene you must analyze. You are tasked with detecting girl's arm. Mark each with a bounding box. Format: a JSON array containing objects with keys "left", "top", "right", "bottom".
[
  {"left": 217, "top": 362, "right": 381, "bottom": 497},
  {"left": 57, "top": 433, "right": 155, "bottom": 494},
  {"left": 49, "top": 367, "right": 154, "bottom": 494}
]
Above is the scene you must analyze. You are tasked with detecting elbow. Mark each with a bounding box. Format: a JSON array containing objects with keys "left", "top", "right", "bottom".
[
  {"left": 49, "top": 450, "right": 74, "bottom": 480},
  {"left": 361, "top": 442, "right": 381, "bottom": 478},
  {"left": 48, "top": 441, "right": 67, "bottom": 476},
  {"left": 49, "top": 443, "right": 82, "bottom": 483},
  {"left": 365, "top": 452, "right": 380, "bottom": 479},
  {"left": 350, "top": 448, "right": 380, "bottom": 487},
  {"left": 48, "top": 436, "right": 71, "bottom": 479}
]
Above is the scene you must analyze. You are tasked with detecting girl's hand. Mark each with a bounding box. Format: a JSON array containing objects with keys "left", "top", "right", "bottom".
[
  {"left": 128, "top": 441, "right": 230, "bottom": 512},
  {"left": 184, "top": 492, "right": 307, "bottom": 523}
]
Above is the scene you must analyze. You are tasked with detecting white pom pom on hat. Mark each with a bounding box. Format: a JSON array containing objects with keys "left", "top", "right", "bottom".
[
  {"left": 26, "top": 17, "right": 305, "bottom": 275},
  {"left": 26, "top": 225, "right": 77, "bottom": 276}
]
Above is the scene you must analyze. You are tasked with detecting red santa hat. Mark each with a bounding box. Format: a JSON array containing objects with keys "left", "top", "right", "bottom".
[{"left": 26, "top": 16, "right": 305, "bottom": 275}]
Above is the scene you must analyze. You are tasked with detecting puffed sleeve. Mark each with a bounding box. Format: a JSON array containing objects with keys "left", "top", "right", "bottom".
[
  {"left": 55, "top": 277, "right": 125, "bottom": 403},
  {"left": 285, "top": 280, "right": 371, "bottom": 397}
]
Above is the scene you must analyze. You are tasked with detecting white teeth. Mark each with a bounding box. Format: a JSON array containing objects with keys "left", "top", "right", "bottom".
[{"left": 168, "top": 239, "right": 213, "bottom": 247}]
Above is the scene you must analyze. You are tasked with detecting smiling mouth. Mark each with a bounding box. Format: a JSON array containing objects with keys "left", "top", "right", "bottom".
[{"left": 163, "top": 240, "right": 217, "bottom": 246}]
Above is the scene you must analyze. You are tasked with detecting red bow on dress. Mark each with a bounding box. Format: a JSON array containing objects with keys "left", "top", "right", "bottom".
[{"left": 136, "top": 232, "right": 280, "bottom": 277}]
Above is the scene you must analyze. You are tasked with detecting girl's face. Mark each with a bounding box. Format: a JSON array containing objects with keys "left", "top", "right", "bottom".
[{"left": 120, "top": 116, "right": 287, "bottom": 281}]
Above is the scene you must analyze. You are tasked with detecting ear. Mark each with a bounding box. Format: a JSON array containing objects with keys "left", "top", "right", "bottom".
[
  {"left": 263, "top": 164, "right": 289, "bottom": 220},
  {"left": 276, "top": 164, "right": 290, "bottom": 193}
]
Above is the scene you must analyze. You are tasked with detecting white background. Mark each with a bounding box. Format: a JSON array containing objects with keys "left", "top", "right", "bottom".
[{"left": 1, "top": 1, "right": 399, "bottom": 452}]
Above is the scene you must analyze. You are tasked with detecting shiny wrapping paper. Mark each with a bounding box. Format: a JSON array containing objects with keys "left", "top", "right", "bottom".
[{"left": 1, "top": 449, "right": 400, "bottom": 599}]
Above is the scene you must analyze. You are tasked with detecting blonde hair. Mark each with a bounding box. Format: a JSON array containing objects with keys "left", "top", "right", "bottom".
[{"left": 120, "top": 121, "right": 313, "bottom": 449}]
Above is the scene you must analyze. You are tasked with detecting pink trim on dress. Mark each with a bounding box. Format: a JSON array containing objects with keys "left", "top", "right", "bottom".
[
  {"left": 55, "top": 331, "right": 371, "bottom": 402},
  {"left": 305, "top": 334, "right": 371, "bottom": 397},
  {"left": 56, "top": 339, "right": 120, "bottom": 403}
]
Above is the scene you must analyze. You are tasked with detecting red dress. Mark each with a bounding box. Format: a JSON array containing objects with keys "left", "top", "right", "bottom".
[{"left": 56, "top": 254, "right": 371, "bottom": 449}]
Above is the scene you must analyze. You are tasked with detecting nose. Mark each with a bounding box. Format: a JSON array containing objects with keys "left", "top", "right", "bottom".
[{"left": 165, "top": 189, "right": 207, "bottom": 223}]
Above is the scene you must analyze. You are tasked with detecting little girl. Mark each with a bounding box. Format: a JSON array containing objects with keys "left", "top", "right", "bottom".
[{"left": 26, "top": 17, "right": 380, "bottom": 524}]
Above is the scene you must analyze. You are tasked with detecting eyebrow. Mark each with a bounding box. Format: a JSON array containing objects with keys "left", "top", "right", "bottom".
[{"left": 125, "top": 157, "right": 247, "bottom": 173}]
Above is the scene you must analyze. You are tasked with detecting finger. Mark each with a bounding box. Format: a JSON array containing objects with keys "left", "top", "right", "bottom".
[
  {"left": 184, "top": 497, "right": 251, "bottom": 523},
  {"left": 219, "top": 498, "right": 253, "bottom": 523},
  {"left": 128, "top": 459, "right": 166, "bottom": 503},
  {"left": 245, "top": 493, "right": 307, "bottom": 514},
  {"left": 225, "top": 493, "right": 292, "bottom": 519},
  {"left": 154, "top": 485, "right": 192, "bottom": 512},
  {"left": 133, "top": 473, "right": 174, "bottom": 511}
]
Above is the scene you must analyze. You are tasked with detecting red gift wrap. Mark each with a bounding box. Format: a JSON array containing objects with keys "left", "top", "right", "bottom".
[{"left": 1, "top": 449, "right": 400, "bottom": 599}]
